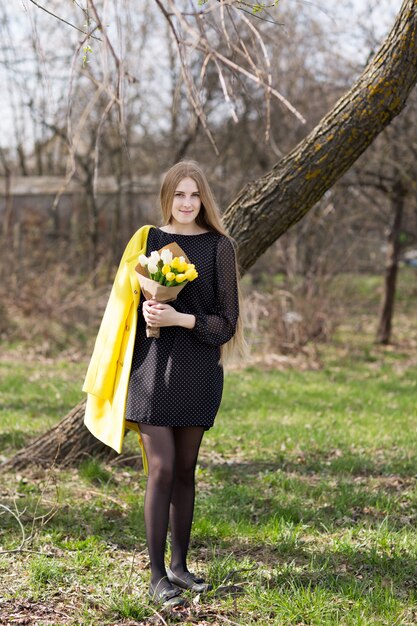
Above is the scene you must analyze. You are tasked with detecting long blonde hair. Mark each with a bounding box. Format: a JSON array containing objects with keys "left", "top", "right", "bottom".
[{"left": 159, "top": 160, "right": 249, "bottom": 367}]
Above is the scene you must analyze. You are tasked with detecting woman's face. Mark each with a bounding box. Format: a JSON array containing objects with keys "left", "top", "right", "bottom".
[{"left": 170, "top": 177, "right": 202, "bottom": 227}]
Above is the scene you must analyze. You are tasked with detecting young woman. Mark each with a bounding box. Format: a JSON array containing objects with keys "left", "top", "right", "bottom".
[{"left": 83, "top": 160, "right": 245, "bottom": 608}]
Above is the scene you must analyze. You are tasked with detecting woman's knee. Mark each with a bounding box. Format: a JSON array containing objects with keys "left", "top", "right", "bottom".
[
  {"left": 174, "top": 459, "right": 197, "bottom": 485},
  {"left": 148, "top": 459, "right": 175, "bottom": 488}
]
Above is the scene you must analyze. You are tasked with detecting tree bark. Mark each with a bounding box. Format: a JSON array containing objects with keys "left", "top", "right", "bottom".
[
  {"left": 4, "top": 0, "right": 417, "bottom": 470},
  {"left": 376, "top": 179, "right": 407, "bottom": 344},
  {"left": 3, "top": 399, "right": 117, "bottom": 471}
]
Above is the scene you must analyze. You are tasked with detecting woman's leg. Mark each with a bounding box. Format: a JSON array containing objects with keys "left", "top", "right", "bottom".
[
  {"left": 139, "top": 424, "right": 175, "bottom": 587},
  {"left": 169, "top": 426, "right": 205, "bottom": 576}
]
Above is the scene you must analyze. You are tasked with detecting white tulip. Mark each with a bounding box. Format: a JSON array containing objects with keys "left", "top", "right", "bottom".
[
  {"left": 148, "top": 262, "right": 158, "bottom": 274},
  {"left": 138, "top": 254, "right": 148, "bottom": 267},
  {"left": 150, "top": 251, "right": 160, "bottom": 263},
  {"left": 179, "top": 256, "right": 185, "bottom": 263},
  {"left": 161, "top": 249, "right": 173, "bottom": 264}
]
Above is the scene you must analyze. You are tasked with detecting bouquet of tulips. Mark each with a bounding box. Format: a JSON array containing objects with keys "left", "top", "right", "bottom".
[{"left": 135, "top": 242, "right": 198, "bottom": 338}]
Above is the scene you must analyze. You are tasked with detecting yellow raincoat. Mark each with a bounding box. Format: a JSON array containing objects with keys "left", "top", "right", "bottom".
[{"left": 82, "top": 224, "right": 153, "bottom": 473}]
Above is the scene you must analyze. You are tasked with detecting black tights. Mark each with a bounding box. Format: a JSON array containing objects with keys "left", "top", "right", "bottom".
[{"left": 139, "top": 424, "right": 205, "bottom": 586}]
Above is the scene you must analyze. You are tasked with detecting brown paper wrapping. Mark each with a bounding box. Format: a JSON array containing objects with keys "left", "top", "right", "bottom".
[{"left": 135, "top": 242, "right": 191, "bottom": 338}]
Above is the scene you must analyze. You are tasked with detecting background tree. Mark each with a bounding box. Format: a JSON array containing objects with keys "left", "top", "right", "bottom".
[{"left": 354, "top": 108, "right": 417, "bottom": 345}]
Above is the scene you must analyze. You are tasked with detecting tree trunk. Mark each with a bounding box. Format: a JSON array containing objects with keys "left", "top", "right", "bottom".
[
  {"left": 225, "top": 0, "right": 417, "bottom": 272},
  {"left": 85, "top": 170, "right": 99, "bottom": 281},
  {"left": 108, "top": 145, "right": 123, "bottom": 281},
  {"left": 4, "top": 0, "right": 417, "bottom": 470},
  {"left": 376, "top": 180, "right": 407, "bottom": 344},
  {"left": 2, "top": 400, "right": 118, "bottom": 471}
]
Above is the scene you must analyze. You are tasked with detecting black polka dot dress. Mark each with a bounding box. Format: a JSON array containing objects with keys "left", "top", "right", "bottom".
[{"left": 124, "top": 226, "right": 239, "bottom": 429}]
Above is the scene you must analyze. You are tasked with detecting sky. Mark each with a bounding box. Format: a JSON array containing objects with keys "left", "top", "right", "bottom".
[
  {"left": 304, "top": 0, "right": 402, "bottom": 58},
  {"left": 0, "top": 0, "right": 404, "bottom": 154}
]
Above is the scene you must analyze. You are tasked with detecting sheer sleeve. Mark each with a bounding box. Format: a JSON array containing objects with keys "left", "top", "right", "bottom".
[{"left": 176, "top": 236, "right": 239, "bottom": 346}]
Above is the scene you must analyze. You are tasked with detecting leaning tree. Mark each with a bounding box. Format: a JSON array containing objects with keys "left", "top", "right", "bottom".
[{"left": 3, "top": 0, "right": 417, "bottom": 470}]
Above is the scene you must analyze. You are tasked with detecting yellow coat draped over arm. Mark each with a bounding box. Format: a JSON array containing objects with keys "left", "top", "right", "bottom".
[{"left": 82, "top": 224, "right": 153, "bottom": 472}]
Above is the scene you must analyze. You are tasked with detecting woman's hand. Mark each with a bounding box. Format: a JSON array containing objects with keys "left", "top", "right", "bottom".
[
  {"left": 142, "top": 300, "right": 180, "bottom": 328},
  {"left": 142, "top": 299, "right": 196, "bottom": 330}
]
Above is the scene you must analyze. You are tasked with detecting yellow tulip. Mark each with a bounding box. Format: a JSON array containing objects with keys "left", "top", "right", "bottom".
[
  {"left": 175, "top": 273, "right": 186, "bottom": 283},
  {"left": 186, "top": 263, "right": 195, "bottom": 271},
  {"left": 171, "top": 257, "right": 180, "bottom": 269},
  {"left": 184, "top": 269, "right": 198, "bottom": 281},
  {"left": 166, "top": 272, "right": 175, "bottom": 281},
  {"left": 162, "top": 264, "right": 171, "bottom": 275}
]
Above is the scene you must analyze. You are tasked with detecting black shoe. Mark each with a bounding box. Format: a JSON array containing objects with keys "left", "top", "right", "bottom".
[
  {"left": 167, "top": 568, "right": 212, "bottom": 593},
  {"left": 148, "top": 576, "right": 186, "bottom": 607}
]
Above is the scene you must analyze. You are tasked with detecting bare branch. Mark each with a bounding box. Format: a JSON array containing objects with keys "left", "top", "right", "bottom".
[
  {"left": 26, "top": 0, "right": 102, "bottom": 41},
  {"left": 213, "top": 57, "right": 239, "bottom": 123},
  {"left": 0, "top": 503, "right": 26, "bottom": 553},
  {"left": 155, "top": 0, "right": 220, "bottom": 154},
  {"left": 235, "top": 6, "right": 274, "bottom": 139},
  {"left": 164, "top": 0, "right": 307, "bottom": 125}
]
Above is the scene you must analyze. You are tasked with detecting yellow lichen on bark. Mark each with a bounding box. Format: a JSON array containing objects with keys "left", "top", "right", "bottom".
[
  {"left": 305, "top": 170, "right": 321, "bottom": 181},
  {"left": 389, "top": 97, "right": 402, "bottom": 111}
]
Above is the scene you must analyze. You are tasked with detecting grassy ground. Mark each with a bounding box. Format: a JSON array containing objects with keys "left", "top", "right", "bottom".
[{"left": 1, "top": 277, "right": 416, "bottom": 625}]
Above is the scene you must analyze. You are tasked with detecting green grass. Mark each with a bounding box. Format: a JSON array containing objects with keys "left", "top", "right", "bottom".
[
  {"left": 328, "top": 267, "right": 416, "bottom": 313},
  {"left": 78, "top": 458, "right": 114, "bottom": 485},
  {"left": 29, "top": 555, "right": 68, "bottom": 591},
  {"left": 1, "top": 296, "right": 417, "bottom": 624},
  {"left": 0, "top": 358, "right": 85, "bottom": 450}
]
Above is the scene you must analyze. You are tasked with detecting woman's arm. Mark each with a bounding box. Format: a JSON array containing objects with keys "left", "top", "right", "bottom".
[{"left": 173, "top": 236, "right": 239, "bottom": 346}]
